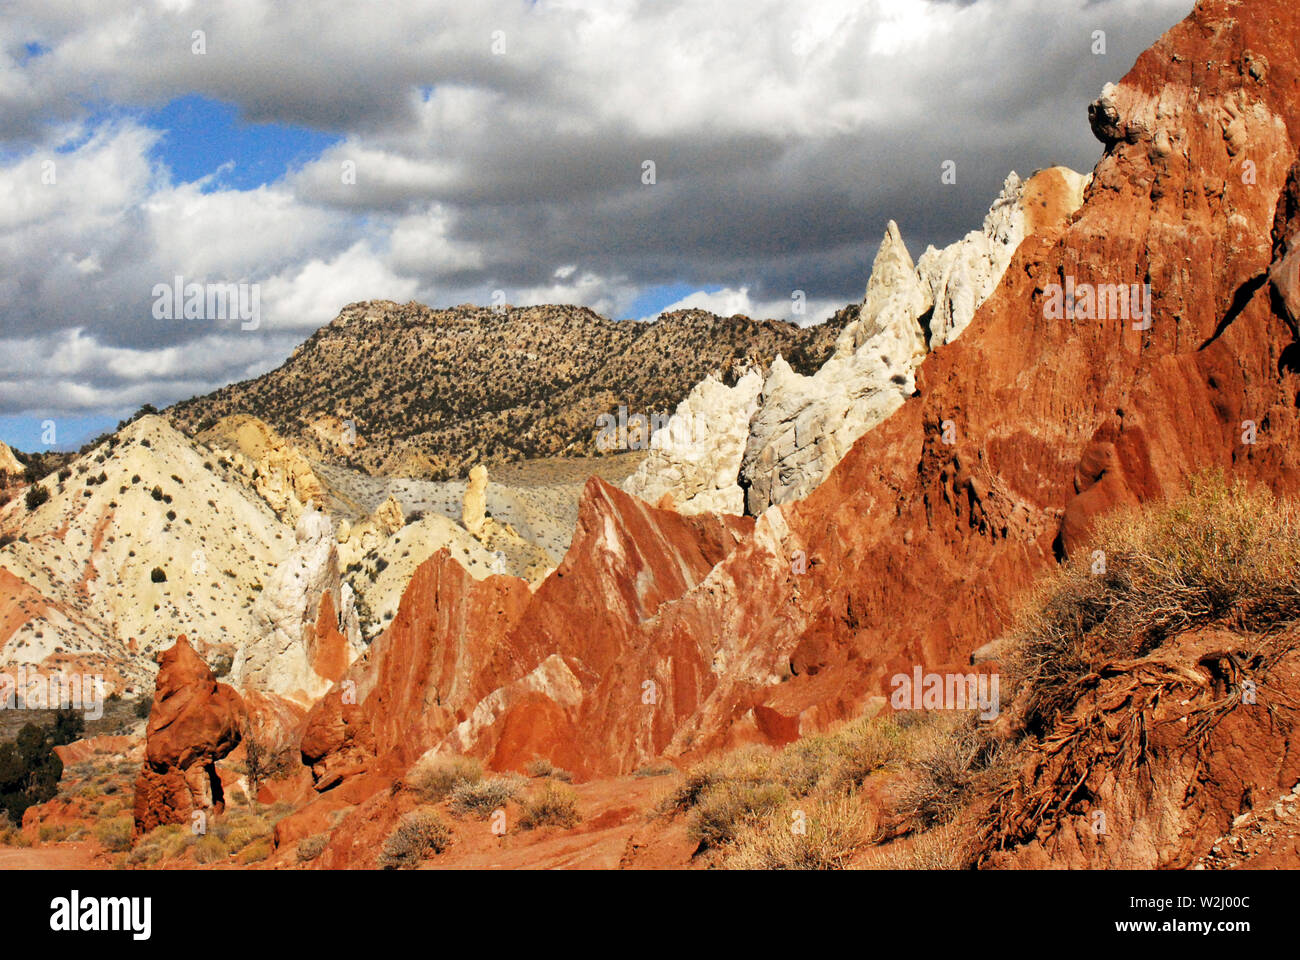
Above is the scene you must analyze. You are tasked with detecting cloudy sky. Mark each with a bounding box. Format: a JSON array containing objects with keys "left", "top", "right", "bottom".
[{"left": 0, "top": 0, "right": 1192, "bottom": 449}]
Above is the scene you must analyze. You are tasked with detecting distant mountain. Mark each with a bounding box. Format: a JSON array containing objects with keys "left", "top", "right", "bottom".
[{"left": 167, "top": 301, "right": 851, "bottom": 478}]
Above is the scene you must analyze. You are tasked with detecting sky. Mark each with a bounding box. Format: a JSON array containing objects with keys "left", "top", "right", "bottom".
[{"left": 0, "top": 0, "right": 1194, "bottom": 451}]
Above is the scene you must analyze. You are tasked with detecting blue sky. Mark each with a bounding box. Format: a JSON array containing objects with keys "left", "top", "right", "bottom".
[
  {"left": 143, "top": 95, "right": 341, "bottom": 192},
  {"left": 0, "top": 413, "right": 125, "bottom": 452}
]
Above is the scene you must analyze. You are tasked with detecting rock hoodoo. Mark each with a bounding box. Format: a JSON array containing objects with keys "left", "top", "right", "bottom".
[{"left": 132, "top": 636, "right": 245, "bottom": 832}]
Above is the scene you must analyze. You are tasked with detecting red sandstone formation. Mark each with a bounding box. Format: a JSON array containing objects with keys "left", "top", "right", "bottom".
[
  {"left": 133, "top": 636, "right": 246, "bottom": 832},
  {"left": 297, "top": 0, "right": 1300, "bottom": 826}
]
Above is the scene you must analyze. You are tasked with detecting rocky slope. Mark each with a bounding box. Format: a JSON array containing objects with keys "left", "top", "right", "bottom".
[
  {"left": 0, "top": 416, "right": 361, "bottom": 702},
  {"left": 0, "top": 441, "right": 22, "bottom": 478},
  {"left": 168, "top": 304, "right": 848, "bottom": 479},
  {"left": 289, "top": 0, "right": 1300, "bottom": 852}
]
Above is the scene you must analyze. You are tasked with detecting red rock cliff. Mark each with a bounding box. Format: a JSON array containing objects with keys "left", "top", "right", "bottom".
[{"left": 303, "top": 0, "right": 1300, "bottom": 788}]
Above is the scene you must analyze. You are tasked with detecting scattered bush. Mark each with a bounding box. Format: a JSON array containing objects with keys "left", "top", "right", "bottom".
[
  {"left": 24, "top": 484, "right": 48, "bottom": 510},
  {"left": 689, "top": 780, "right": 787, "bottom": 850},
  {"left": 191, "top": 834, "right": 229, "bottom": 864},
  {"left": 150, "top": 567, "right": 167, "bottom": 583},
  {"left": 406, "top": 755, "right": 483, "bottom": 802},
  {"left": 1008, "top": 471, "right": 1300, "bottom": 736},
  {"left": 518, "top": 782, "right": 581, "bottom": 830},
  {"left": 448, "top": 775, "right": 525, "bottom": 819},
  {"left": 524, "top": 757, "right": 573, "bottom": 781},
  {"left": 633, "top": 762, "right": 677, "bottom": 778},
  {"left": 296, "top": 833, "right": 330, "bottom": 863},
  {"left": 377, "top": 808, "right": 450, "bottom": 869},
  {"left": 0, "top": 714, "right": 83, "bottom": 823},
  {"left": 93, "top": 816, "right": 133, "bottom": 852},
  {"left": 726, "top": 796, "right": 870, "bottom": 870},
  {"left": 236, "top": 838, "right": 272, "bottom": 864}
]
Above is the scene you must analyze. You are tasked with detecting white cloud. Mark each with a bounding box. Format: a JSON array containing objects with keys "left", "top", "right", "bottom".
[
  {"left": 643, "top": 286, "right": 842, "bottom": 326},
  {"left": 0, "top": 0, "right": 1196, "bottom": 421}
]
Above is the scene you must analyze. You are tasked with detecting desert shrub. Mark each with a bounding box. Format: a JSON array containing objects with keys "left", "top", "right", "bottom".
[
  {"left": 524, "top": 757, "right": 573, "bottom": 781},
  {"left": 126, "top": 842, "right": 164, "bottom": 866},
  {"left": 448, "top": 774, "right": 525, "bottom": 819},
  {"left": 1008, "top": 471, "right": 1300, "bottom": 734},
  {"left": 634, "top": 762, "right": 677, "bottom": 778},
  {"left": 296, "top": 833, "right": 330, "bottom": 863},
  {"left": 896, "top": 715, "right": 1006, "bottom": 830},
  {"left": 406, "top": 754, "right": 483, "bottom": 802},
  {"left": 0, "top": 719, "right": 78, "bottom": 823},
  {"left": 94, "top": 816, "right": 133, "bottom": 852},
  {"left": 236, "top": 838, "right": 272, "bottom": 864},
  {"left": 822, "top": 717, "right": 913, "bottom": 794},
  {"left": 726, "top": 796, "right": 870, "bottom": 870},
  {"left": 241, "top": 735, "right": 296, "bottom": 797},
  {"left": 377, "top": 808, "right": 450, "bottom": 869},
  {"left": 524, "top": 757, "right": 553, "bottom": 778},
  {"left": 518, "top": 782, "right": 580, "bottom": 830},
  {"left": 191, "top": 834, "right": 229, "bottom": 864},
  {"left": 657, "top": 746, "right": 774, "bottom": 816},
  {"left": 150, "top": 567, "right": 166, "bottom": 583},
  {"left": 40, "top": 823, "right": 72, "bottom": 842},
  {"left": 689, "top": 780, "right": 787, "bottom": 850},
  {"left": 0, "top": 811, "right": 23, "bottom": 846},
  {"left": 24, "top": 484, "right": 48, "bottom": 510},
  {"left": 873, "top": 822, "right": 973, "bottom": 870}
]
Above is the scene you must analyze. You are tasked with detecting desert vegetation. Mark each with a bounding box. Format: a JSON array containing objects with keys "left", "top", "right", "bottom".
[{"left": 649, "top": 474, "right": 1300, "bottom": 869}]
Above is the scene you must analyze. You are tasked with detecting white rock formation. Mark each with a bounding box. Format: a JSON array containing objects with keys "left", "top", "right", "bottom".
[
  {"left": 739, "top": 220, "right": 930, "bottom": 513},
  {"left": 462, "top": 464, "right": 489, "bottom": 536},
  {"left": 336, "top": 494, "right": 406, "bottom": 569},
  {"left": 919, "top": 168, "right": 1090, "bottom": 346},
  {"left": 621, "top": 167, "right": 1089, "bottom": 517},
  {"left": 239, "top": 508, "right": 363, "bottom": 703},
  {"left": 622, "top": 369, "right": 764, "bottom": 515}
]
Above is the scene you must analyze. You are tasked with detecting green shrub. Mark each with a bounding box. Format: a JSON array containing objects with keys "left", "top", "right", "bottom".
[{"left": 24, "top": 484, "right": 48, "bottom": 510}]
